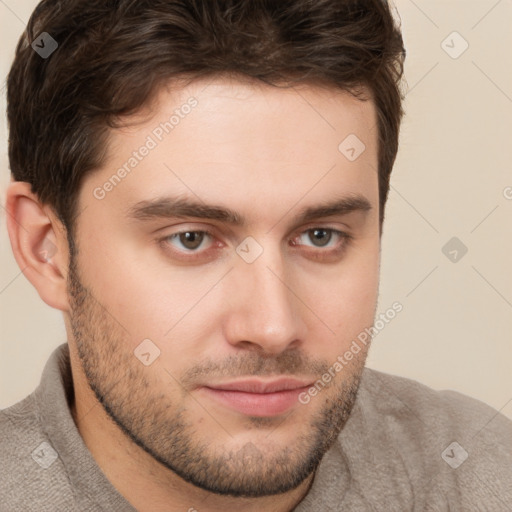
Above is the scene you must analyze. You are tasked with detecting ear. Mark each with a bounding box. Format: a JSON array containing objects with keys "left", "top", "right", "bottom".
[{"left": 5, "top": 180, "right": 70, "bottom": 311}]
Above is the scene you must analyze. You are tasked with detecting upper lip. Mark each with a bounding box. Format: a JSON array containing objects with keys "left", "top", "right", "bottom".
[{"left": 203, "top": 378, "right": 314, "bottom": 394}]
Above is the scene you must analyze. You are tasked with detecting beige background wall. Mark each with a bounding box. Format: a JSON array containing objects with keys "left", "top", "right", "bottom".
[{"left": 1, "top": 0, "right": 511, "bottom": 420}]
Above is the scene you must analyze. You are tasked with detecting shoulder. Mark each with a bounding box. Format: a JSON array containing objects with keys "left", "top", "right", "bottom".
[
  {"left": 358, "top": 366, "right": 512, "bottom": 441},
  {"left": 0, "top": 393, "right": 80, "bottom": 511},
  {"left": 351, "top": 367, "right": 512, "bottom": 508},
  {"left": 1, "top": 392, "right": 42, "bottom": 451}
]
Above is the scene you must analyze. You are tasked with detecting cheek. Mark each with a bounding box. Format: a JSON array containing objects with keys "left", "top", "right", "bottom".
[
  {"left": 297, "top": 242, "right": 379, "bottom": 348},
  {"left": 103, "top": 272, "right": 222, "bottom": 345},
  {"left": 77, "top": 231, "right": 223, "bottom": 346},
  {"left": 304, "top": 276, "right": 377, "bottom": 337}
]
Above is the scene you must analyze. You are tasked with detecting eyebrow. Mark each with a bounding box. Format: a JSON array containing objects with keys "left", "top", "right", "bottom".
[{"left": 127, "top": 194, "right": 372, "bottom": 227}]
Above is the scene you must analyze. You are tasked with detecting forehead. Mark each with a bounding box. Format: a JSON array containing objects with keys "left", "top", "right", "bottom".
[{"left": 80, "top": 76, "right": 379, "bottom": 227}]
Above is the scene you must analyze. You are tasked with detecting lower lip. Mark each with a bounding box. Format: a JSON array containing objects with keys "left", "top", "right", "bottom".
[{"left": 200, "top": 386, "right": 310, "bottom": 417}]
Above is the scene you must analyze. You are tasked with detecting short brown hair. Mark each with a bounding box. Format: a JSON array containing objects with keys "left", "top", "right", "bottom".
[{"left": 7, "top": 0, "right": 406, "bottom": 235}]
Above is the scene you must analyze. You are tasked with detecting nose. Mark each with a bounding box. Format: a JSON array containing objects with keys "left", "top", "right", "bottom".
[{"left": 222, "top": 242, "right": 307, "bottom": 355}]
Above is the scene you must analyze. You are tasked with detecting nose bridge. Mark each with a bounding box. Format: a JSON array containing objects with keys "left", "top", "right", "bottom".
[{"left": 229, "top": 239, "right": 303, "bottom": 352}]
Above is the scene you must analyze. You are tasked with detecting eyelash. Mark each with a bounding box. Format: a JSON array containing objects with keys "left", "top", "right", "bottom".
[{"left": 157, "top": 227, "right": 353, "bottom": 262}]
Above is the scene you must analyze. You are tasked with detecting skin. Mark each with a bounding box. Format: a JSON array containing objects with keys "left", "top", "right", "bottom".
[{"left": 6, "top": 76, "right": 380, "bottom": 512}]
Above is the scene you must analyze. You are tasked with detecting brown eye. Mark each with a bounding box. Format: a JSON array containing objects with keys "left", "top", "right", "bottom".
[
  {"left": 178, "top": 231, "right": 205, "bottom": 250},
  {"left": 165, "top": 230, "right": 213, "bottom": 252},
  {"left": 309, "top": 228, "right": 332, "bottom": 247}
]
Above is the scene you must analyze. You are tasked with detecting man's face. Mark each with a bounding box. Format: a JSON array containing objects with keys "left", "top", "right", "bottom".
[{"left": 67, "top": 77, "right": 380, "bottom": 497}]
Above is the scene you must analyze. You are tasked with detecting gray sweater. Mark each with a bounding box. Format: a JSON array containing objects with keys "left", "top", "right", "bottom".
[{"left": 1, "top": 343, "right": 511, "bottom": 511}]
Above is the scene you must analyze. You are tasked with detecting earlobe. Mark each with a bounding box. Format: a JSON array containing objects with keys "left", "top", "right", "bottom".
[{"left": 5, "top": 181, "right": 70, "bottom": 312}]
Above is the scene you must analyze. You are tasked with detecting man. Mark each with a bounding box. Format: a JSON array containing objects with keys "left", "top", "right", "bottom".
[{"left": 1, "top": 0, "right": 511, "bottom": 510}]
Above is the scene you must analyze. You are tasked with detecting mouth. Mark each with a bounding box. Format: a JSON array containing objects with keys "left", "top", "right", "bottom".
[{"left": 198, "top": 378, "right": 314, "bottom": 417}]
